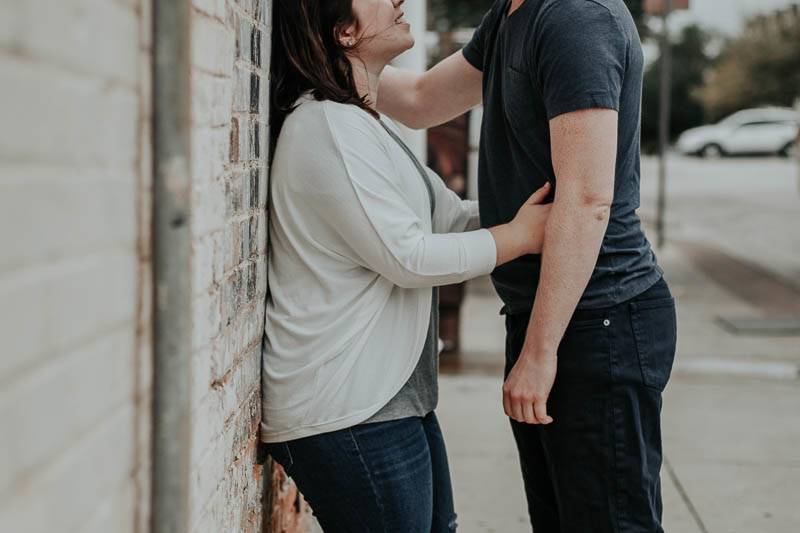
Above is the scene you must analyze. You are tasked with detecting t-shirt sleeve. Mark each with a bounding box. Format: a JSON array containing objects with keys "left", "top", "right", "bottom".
[
  {"left": 461, "top": 4, "right": 499, "bottom": 72},
  {"left": 533, "top": 2, "right": 628, "bottom": 121}
]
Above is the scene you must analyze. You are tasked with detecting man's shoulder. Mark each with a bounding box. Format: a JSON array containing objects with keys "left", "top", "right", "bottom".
[
  {"left": 538, "top": 0, "right": 628, "bottom": 28},
  {"left": 533, "top": 0, "right": 635, "bottom": 50}
]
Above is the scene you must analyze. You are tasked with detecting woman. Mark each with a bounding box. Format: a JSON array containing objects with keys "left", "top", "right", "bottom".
[{"left": 261, "top": 0, "right": 551, "bottom": 530}]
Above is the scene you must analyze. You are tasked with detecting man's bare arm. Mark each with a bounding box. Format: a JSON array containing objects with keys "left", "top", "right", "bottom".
[
  {"left": 377, "top": 51, "right": 482, "bottom": 130},
  {"left": 502, "top": 108, "right": 618, "bottom": 425}
]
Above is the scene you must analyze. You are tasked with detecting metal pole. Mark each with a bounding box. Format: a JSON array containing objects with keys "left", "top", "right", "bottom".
[
  {"left": 151, "top": 0, "right": 193, "bottom": 531},
  {"left": 656, "top": 0, "right": 672, "bottom": 249}
]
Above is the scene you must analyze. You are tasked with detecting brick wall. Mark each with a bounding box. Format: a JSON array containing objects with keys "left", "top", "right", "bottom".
[
  {"left": 0, "top": 0, "right": 312, "bottom": 531},
  {"left": 0, "top": 0, "right": 153, "bottom": 532},
  {"left": 188, "top": 0, "right": 312, "bottom": 531}
]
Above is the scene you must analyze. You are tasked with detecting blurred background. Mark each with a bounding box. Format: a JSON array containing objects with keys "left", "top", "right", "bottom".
[{"left": 0, "top": 1, "right": 797, "bottom": 532}]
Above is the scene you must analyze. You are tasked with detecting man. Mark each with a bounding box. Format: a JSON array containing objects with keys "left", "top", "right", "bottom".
[{"left": 378, "top": 0, "right": 677, "bottom": 531}]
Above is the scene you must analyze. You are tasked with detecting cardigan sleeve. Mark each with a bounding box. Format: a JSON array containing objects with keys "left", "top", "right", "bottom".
[
  {"left": 292, "top": 103, "right": 497, "bottom": 290},
  {"left": 425, "top": 167, "right": 482, "bottom": 233}
]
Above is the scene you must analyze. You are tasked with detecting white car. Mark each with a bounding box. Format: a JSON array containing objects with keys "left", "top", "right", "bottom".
[{"left": 676, "top": 107, "right": 799, "bottom": 158}]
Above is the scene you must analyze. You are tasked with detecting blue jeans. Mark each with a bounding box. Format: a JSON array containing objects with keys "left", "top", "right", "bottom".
[
  {"left": 505, "top": 276, "right": 677, "bottom": 532},
  {"left": 265, "top": 411, "right": 458, "bottom": 532}
]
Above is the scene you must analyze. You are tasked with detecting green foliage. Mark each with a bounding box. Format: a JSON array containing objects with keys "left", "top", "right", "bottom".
[
  {"left": 642, "top": 24, "right": 713, "bottom": 151},
  {"left": 698, "top": 13, "right": 800, "bottom": 121},
  {"left": 427, "top": 0, "right": 493, "bottom": 31}
]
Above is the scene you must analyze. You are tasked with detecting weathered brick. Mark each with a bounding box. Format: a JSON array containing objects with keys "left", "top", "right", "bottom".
[
  {"left": 0, "top": 325, "right": 136, "bottom": 498},
  {"left": 232, "top": 66, "right": 251, "bottom": 112},
  {"left": 193, "top": 0, "right": 228, "bottom": 21},
  {"left": 191, "top": 8, "right": 235, "bottom": 77},
  {"left": 0, "top": 169, "right": 138, "bottom": 274},
  {"left": 80, "top": 478, "right": 137, "bottom": 533},
  {"left": 193, "top": 70, "right": 234, "bottom": 127},
  {"left": 0, "top": 55, "right": 139, "bottom": 165},
  {"left": 0, "top": 0, "right": 140, "bottom": 85},
  {"left": 0, "top": 404, "right": 136, "bottom": 533},
  {"left": 235, "top": 12, "right": 253, "bottom": 62},
  {"left": 0, "top": 251, "right": 137, "bottom": 385}
]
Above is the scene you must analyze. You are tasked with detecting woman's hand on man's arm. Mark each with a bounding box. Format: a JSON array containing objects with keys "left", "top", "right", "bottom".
[{"left": 488, "top": 182, "right": 552, "bottom": 266}]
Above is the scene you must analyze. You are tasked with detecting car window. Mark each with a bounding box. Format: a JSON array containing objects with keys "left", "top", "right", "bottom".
[{"left": 738, "top": 121, "right": 783, "bottom": 128}]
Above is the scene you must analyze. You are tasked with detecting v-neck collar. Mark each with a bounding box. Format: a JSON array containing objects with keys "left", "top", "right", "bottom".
[{"left": 504, "top": 0, "right": 528, "bottom": 19}]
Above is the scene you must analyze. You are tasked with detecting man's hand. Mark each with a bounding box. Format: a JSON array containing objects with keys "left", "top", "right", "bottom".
[{"left": 503, "top": 351, "right": 556, "bottom": 424}]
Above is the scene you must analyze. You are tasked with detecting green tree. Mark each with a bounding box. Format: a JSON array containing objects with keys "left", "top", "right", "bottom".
[
  {"left": 641, "top": 24, "right": 713, "bottom": 151},
  {"left": 698, "top": 11, "right": 800, "bottom": 120}
]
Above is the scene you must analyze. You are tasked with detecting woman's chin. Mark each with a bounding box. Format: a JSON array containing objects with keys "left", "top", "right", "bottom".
[{"left": 396, "top": 35, "right": 416, "bottom": 56}]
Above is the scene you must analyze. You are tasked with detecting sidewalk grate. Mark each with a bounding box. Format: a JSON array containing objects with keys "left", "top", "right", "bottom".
[{"left": 679, "top": 241, "right": 800, "bottom": 316}]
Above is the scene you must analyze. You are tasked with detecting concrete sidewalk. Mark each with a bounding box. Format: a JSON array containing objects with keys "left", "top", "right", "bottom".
[{"left": 437, "top": 242, "right": 800, "bottom": 533}]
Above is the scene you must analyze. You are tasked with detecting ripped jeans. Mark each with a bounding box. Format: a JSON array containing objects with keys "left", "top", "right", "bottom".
[{"left": 265, "top": 411, "right": 458, "bottom": 532}]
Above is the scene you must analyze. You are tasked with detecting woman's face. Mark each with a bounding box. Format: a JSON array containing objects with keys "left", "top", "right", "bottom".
[{"left": 347, "top": 0, "right": 414, "bottom": 64}]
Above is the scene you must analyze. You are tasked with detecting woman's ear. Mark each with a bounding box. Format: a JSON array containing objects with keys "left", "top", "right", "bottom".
[{"left": 335, "top": 22, "right": 358, "bottom": 48}]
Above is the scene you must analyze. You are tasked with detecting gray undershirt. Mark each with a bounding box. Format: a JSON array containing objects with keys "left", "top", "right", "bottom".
[{"left": 361, "top": 290, "right": 439, "bottom": 424}]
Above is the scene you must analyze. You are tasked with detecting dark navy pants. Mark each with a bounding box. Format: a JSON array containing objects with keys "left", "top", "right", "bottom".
[
  {"left": 265, "top": 411, "right": 458, "bottom": 532},
  {"left": 504, "top": 277, "right": 677, "bottom": 533}
]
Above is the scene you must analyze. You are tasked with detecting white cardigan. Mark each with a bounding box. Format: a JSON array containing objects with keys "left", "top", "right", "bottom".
[{"left": 260, "top": 95, "right": 497, "bottom": 442}]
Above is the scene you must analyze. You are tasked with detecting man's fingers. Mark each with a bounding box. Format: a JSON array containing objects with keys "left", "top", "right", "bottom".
[
  {"left": 503, "top": 389, "right": 512, "bottom": 418},
  {"left": 526, "top": 181, "right": 552, "bottom": 205},
  {"left": 521, "top": 402, "right": 538, "bottom": 425},
  {"left": 534, "top": 399, "right": 553, "bottom": 425},
  {"left": 511, "top": 400, "right": 525, "bottom": 423}
]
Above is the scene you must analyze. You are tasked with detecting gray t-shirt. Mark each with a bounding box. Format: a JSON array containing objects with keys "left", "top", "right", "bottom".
[
  {"left": 361, "top": 290, "right": 439, "bottom": 424},
  {"left": 463, "top": 0, "right": 663, "bottom": 313}
]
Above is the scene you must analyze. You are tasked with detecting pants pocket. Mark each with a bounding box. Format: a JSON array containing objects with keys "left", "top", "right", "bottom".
[
  {"left": 557, "top": 320, "right": 612, "bottom": 383},
  {"left": 629, "top": 297, "right": 677, "bottom": 391}
]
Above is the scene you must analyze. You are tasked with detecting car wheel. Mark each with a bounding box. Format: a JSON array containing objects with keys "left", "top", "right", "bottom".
[
  {"left": 700, "top": 144, "right": 724, "bottom": 159},
  {"left": 779, "top": 141, "right": 797, "bottom": 158}
]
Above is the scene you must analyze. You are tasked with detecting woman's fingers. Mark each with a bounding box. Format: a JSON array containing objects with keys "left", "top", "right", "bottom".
[{"left": 526, "top": 181, "right": 552, "bottom": 205}]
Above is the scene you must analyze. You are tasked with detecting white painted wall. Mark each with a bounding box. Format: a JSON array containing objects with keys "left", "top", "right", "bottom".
[{"left": 0, "top": 1, "right": 153, "bottom": 532}]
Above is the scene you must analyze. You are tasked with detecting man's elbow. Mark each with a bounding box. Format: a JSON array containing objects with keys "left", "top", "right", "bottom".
[{"left": 576, "top": 192, "right": 613, "bottom": 223}]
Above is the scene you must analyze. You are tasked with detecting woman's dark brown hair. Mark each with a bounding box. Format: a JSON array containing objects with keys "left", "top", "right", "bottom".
[{"left": 271, "top": 0, "right": 378, "bottom": 158}]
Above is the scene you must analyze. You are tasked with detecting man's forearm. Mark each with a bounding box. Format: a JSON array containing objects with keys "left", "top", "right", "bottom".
[
  {"left": 521, "top": 200, "right": 610, "bottom": 358},
  {"left": 377, "top": 52, "right": 483, "bottom": 130}
]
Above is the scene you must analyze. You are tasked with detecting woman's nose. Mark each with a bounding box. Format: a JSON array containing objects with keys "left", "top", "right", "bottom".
[{"left": 393, "top": 0, "right": 405, "bottom": 8}]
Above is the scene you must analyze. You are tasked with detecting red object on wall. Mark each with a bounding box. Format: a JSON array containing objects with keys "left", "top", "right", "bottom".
[{"left": 428, "top": 113, "right": 471, "bottom": 354}]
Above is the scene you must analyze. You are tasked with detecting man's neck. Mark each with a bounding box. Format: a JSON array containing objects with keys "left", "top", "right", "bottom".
[{"left": 507, "top": 0, "right": 526, "bottom": 17}]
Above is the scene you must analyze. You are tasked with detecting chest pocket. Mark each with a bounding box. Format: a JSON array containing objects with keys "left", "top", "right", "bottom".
[{"left": 502, "top": 66, "right": 539, "bottom": 136}]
